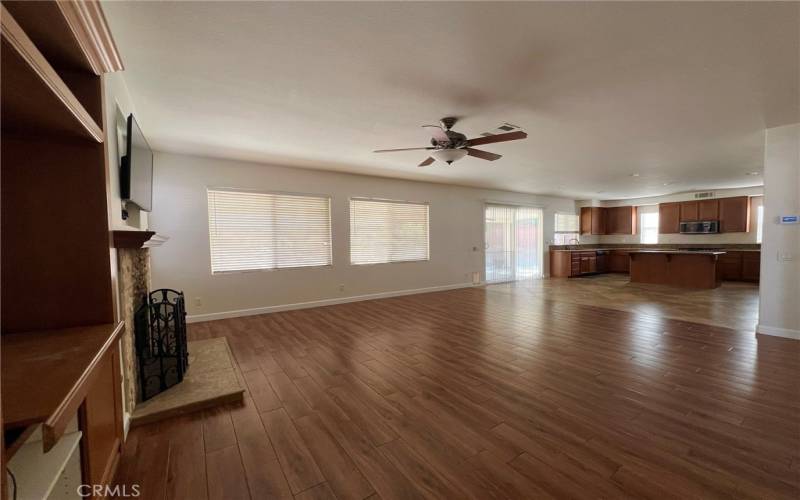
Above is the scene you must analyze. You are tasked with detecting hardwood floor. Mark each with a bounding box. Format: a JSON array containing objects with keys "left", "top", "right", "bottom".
[
  {"left": 496, "top": 273, "right": 760, "bottom": 331},
  {"left": 113, "top": 285, "right": 800, "bottom": 499}
]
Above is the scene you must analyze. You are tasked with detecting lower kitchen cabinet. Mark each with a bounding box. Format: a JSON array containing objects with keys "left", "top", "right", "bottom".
[
  {"left": 717, "top": 251, "right": 760, "bottom": 282},
  {"left": 552, "top": 249, "right": 758, "bottom": 281},
  {"left": 608, "top": 250, "right": 630, "bottom": 273}
]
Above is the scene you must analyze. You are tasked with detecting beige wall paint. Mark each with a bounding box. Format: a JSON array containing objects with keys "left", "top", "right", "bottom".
[
  {"left": 576, "top": 187, "right": 764, "bottom": 245},
  {"left": 758, "top": 123, "right": 800, "bottom": 338},
  {"left": 148, "top": 152, "right": 576, "bottom": 320}
]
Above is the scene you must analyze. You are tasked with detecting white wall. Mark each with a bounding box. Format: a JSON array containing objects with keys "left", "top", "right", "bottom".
[
  {"left": 758, "top": 123, "right": 800, "bottom": 339},
  {"left": 104, "top": 72, "right": 148, "bottom": 232},
  {"left": 576, "top": 187, "right": 764, "bottom": 245},
  {"left": 148, "top": 152, "right": 576, "bottom": 320}
]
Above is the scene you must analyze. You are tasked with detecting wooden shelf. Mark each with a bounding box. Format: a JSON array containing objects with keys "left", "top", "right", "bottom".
[
  {"left": 0, "top": 4, "right": 102, "bottom": 142},
  {"left": 112, "top": 230, "right": 156, "bottom": 248},
  {"left": 1, "top": 322, "right": 123, "bottom": 452}
]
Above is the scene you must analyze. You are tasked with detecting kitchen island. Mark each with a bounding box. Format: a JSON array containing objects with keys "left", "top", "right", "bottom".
[{"left": 629, "top": 250, "right": 726, "bottom": 289}]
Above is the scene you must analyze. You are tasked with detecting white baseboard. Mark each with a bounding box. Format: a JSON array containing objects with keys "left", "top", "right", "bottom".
[
  {"left": 187, "top": 282, "right": 478, "bottom": 323},
  {"left": 756, "top": 324, "right": 800, "bottom": 340}
]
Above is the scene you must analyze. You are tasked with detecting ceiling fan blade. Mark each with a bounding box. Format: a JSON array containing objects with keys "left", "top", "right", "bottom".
[
  {"left": 418, "top": 157, "right": 435, "bottom": 167},
  {"left": 465, "top": 148, "right": 502, "bottom": 161},
  {"left": 374, "top": 147, "right": 436, "bottom": 153},
  {"left": 466, "top": 131, "right": 528, "bottom": 147},
  {"left": 422, "top": 125, "right": 449, "bottom": 144}
]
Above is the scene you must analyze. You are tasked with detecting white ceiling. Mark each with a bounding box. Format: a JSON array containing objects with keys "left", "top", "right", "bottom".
[{"left": 102, "top": 1, "right": 799, "bottom": 200}]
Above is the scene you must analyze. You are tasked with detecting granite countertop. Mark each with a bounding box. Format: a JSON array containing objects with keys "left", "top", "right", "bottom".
[
  {"left": 628, "top": 250, "right": 727, "bottom": 255},
  {"left": 550, "top": 244, "right": 760, "bottom": 252}
]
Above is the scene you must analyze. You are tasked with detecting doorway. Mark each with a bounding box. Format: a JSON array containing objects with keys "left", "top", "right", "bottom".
[{"left": 484, "top": 204, "right": 544, "bottom": 283}]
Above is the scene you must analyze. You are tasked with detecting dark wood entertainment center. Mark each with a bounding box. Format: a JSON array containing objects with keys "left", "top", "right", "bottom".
[{"left": 1, "top": 1, "right": 125, "bottom": 497}]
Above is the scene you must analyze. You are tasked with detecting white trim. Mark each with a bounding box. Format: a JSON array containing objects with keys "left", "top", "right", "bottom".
[
  {"left": 123, "top": 411, "right": 131, "bottom": 439},
  {"left": 187, "top": 282, "right": 478, "bottom": 323},
  {"left": 756, "top": 324, "right": 800, "bottom": 340}
]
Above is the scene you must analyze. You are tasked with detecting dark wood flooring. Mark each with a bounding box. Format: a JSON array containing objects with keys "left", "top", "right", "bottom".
[{"left": 113, "top": 286, "right": 800, "bottom": 499}]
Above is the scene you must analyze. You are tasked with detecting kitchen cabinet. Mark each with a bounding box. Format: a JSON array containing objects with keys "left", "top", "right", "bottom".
[
  {"left": 719, "top": 196, "right": 750, "bottom": 233},
  {"left": 719, "top": 252, "right": 743, "bottom": 280},
  {"left": 606, "top": 206, "right": 637, "bottom": 235},
  {"left": 609, "top": 250, "right": 630, "bottom": 273},
  {"left": 741, "top": 252, "right": 760, "bottom": 282},
  {"left": 698, "top": 199, "right": 719, "bottom": 220},
  {"left": 580, "top": 207, "right": 606, "bottom": 235},
  {"left": 659, "top": 203, "right": 681, "bottom": 234},
  {"left": 680, "top": 201, "right": 699, "bottom": 221},
  {"left": 717, "top": 251, "right": 761, "bottom": 282},
  {"left": 550, "top": 250, "right": 622, "bottom": 277}
]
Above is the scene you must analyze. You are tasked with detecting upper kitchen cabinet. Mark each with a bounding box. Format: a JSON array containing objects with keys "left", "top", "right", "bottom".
[
  {"left": 606, "top": 206, "right": 637, "bottom": 234},
  {"left": 679, "top": 201, "right": 699, "bottom": 221},
  {"left": 659, "top": 202, "right": 680, "bottom": 233},
  {"left": 719, "top": 196, "right": 750, "bottom": 232},
  {"left": 580, "top": 207, "right": 606, "bottom": 235},
  {"left": 697, "top": 199, "right": 719, "bottom": 220}
]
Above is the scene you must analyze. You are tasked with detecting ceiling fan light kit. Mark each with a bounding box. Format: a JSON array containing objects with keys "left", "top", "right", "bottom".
[
  {"left": 373, "top": 117, "right": 528, "bottom": 167},
  {"left": 431, "top": 148, "right": 468, "bottom": 165}
]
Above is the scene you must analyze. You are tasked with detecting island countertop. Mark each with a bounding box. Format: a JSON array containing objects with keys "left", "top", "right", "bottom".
[{"left": 628, "top": 250, "right": 727, "bottom": 256}]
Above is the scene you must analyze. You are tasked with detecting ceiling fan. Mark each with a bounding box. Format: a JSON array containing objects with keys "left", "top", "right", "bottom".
[{"left": 374, "top": 117, "right": 528, "bottom": 167}]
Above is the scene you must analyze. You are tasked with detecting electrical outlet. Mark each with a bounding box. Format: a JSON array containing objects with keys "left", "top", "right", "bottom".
[
  {"left": 194, "top": 297, "right": 202, "bottom": 307},
  {"left": 338, "top": 284, "right": 345, "bottom": 292}
]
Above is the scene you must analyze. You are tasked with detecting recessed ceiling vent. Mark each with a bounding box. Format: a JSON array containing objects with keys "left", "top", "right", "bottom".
[
  {"left": 480, "top": 122, "right": 521, "bottom": 137},
  {"left": 694, "top": 191, "right": 715, "bottom": 199}
]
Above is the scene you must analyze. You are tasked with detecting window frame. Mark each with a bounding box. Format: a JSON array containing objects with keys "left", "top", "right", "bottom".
[
  {"left": 206, "top": 187, "right": 333, "bottom": 274},
  {"left": 638, "top": 206, "right": 660, "bottom": 244},
  {"left": 553, "top": 212, "right": 580, "bottom": 245},
  {"left": 349, "top": 196, "right": 431, "bottom": 266}
]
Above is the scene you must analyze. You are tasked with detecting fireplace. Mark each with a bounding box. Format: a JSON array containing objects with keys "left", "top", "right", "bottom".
[{"left": 134, "top": 289, "right": 189, "bottom": 401}]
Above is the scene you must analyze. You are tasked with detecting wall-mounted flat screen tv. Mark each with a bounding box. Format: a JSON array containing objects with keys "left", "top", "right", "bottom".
[{"left": 120, "top": 114, "right": 153, "bottom": 212}]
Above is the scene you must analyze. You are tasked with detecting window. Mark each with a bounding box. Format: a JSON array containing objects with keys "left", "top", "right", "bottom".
[
  {"left": 639, "top": 207, "right": 659, "bottom": 244},
  {"left": 350, "top": 198, "right": 429, "bottom": 265},
  {"left": 207, "top": 189, "right": 331, "bottom": 273},
  {"left": 553, "top": 213, "right": 580, "bottom": 245},
  {"left": 756, "top": 204, "right": 764, "bottom": 244}
]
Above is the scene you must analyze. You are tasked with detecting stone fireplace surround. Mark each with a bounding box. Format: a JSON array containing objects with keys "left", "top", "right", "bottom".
[{"left": 113, "top": 231, "right": 243, "bottom": 426}]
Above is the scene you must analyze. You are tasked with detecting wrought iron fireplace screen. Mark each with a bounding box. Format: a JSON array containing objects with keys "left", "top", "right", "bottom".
[{"left": 134, "top": 289, "right": 189, "bottom": 401}]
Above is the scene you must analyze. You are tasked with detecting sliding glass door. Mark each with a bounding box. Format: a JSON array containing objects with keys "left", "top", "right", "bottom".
[{"left": 484, "top": 204, "right": 543, "bottom": 283}]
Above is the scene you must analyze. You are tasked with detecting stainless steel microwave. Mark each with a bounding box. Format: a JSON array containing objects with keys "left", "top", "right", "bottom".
[{"left": 680, "top": 220, "right": 720, "bottom": 234}]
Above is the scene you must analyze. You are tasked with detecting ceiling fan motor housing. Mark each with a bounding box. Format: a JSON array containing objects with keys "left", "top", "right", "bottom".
[{"left": 430, "top": 130, "right": 467, "bottom": 147}]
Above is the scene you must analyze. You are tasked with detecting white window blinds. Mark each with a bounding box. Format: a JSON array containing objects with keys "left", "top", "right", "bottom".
[
  {"left": 207, "top": 189, "right": 331, "bottom": 273},
  {"left": 554, "top": 213, "right": 580, "bottom": 233},
  {"left": 350, "top": 198, "right": 430, "bottom": 265}
]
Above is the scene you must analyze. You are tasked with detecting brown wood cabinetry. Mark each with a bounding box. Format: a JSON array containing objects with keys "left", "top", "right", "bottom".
[
  {"left": 1, "top": 2, "right": 125, "bottom": 497},
  {"left": 580, "top": 207, "right": 606, "bottom": 235},
  {"left": 659, "top": 203, "right": 681, "bottom": 234},
  {"left": 609, "top": 250, "right": 630, "bottom": 272},
  {"left": 660, "top": 197, "right": 749, "bottom": 233},
  {"left": 698, "top": 199, "right": 719, "bottom": 220},
  {"left": 719, "top": 252, "right": 743, "bottom": 280},
  {"left": 680, "top": 201, "right": 699, "bottom": 221},
  {"left": 717, "top": 251, "right": 760, "bottom": 282},
  {"left": 719, "top": 196, "right": 750, "bottom": 233},
  {"left": 606, "top": 206, "right": 637, "bottom": 235},
  {"left": 741, "top": 252, "right": 760, "bottom": 282},
  {"left": 551, "top": 250, "right": 621, "bottom": 277}
]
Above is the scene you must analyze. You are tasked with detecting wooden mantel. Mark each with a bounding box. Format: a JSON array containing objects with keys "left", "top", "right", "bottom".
[{"left": 111, "top": 230, "right": 168, "bottom": 249}]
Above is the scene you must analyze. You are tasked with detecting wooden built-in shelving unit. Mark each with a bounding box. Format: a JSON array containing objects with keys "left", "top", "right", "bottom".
[
  {"left": 1, "top": 4, "right": 102, "bottom": 141},
  {"left": 1, "top": 1, "right": 126, "bottom": 498}
]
